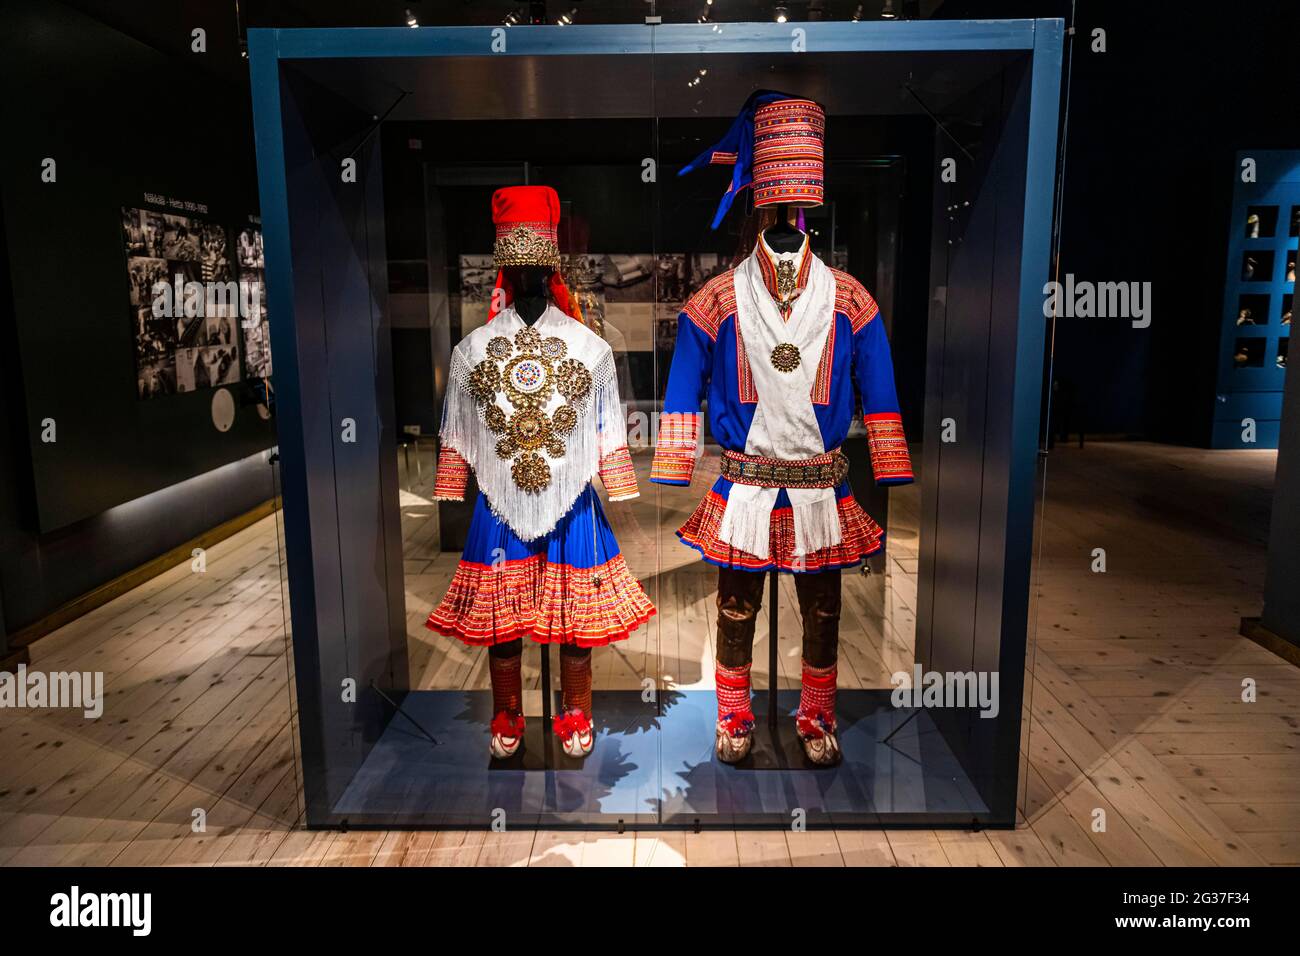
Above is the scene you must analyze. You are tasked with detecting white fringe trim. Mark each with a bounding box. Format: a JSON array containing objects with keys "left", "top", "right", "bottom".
[
  {"left": 717, "top": 484, "right": 779, "bottom": 560},
  {"left": 790, "top": 491, "right": 842, "bottom": 557},
  {"left": 718, "top": 485, "right": 842, "bottom": 560}
]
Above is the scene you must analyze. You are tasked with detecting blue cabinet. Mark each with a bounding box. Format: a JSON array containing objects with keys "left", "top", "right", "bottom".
[{"left": 1213, "top": 150, "right": 1298, "bottom": 448}]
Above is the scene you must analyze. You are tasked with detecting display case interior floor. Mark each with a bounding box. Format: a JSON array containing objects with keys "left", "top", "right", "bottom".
[{"left": 332, "top": 689, "right": 989, "bottom": 827}]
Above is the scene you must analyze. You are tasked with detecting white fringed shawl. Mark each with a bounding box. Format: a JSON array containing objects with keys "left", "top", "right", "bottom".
[{"left": 441, "top": 306, "right": 624, "bottom": 542}]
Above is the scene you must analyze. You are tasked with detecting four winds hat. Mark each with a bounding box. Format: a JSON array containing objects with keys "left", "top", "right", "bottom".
[
  {"left": 679, "top": 90, "right": 826, "bottom": 229},
  {"left": 487, "top": 185, "right": 579, "bottom": 321}
]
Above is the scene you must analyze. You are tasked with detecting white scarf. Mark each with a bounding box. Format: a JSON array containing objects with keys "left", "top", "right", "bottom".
[
  {"left": 717, "top": 242, "right": 841, "bottom": 560},
  {"left": 442, "top": 306, "right": 623, "bottom": 542}
]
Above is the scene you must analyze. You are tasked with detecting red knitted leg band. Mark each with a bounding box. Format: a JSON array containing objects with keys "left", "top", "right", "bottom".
[
  {"left": 796, "top": 660, "right": 837, "bottom": 737},
  {"left": 489, "top": 652, "right": 523, "bottom": 716},
  {"left": 715, "top": 661, "right": 753, "bottom": 722},
  {"left": 560, "top": 650, "right": 593, "bottom": 718}
]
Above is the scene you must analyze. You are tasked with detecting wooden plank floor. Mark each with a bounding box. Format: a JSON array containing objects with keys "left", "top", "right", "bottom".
[{"left": 0, "top": 440, "right": 1294, "bottom": 866}]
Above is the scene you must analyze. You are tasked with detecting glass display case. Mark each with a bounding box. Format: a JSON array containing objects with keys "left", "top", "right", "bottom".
[{"left": 249, "top": 18, "right": 1064, "bottom": 829}]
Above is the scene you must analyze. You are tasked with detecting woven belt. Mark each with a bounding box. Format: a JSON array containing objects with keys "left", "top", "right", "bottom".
[{"left": 720, "top": 450, "right": 849, "bottom": 489}]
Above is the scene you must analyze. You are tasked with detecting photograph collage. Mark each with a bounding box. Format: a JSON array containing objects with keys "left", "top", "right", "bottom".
[{"left": 121, "top": 206, "right": 243, "bottom": 399}]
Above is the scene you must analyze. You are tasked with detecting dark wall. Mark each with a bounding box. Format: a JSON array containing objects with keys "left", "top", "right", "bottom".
[
  {"left": 939, "top": 0, "right": 1300, "bottom": 443},
  {"left": 0, "top": 0, "right": 273, "bottom": 633}
]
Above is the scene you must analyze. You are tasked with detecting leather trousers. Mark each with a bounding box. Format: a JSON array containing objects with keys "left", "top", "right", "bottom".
[{"left": 715, "top": 567, "right": 841, "bottom": 669}]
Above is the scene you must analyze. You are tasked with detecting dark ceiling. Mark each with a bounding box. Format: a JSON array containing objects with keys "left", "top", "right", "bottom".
[{"left": 60, "top": 0, "right": 954, "bottom": 87}]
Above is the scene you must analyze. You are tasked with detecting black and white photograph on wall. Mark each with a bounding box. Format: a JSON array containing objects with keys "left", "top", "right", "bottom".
[
  {"left": 202, "top": 312, "right": 238, "bottom": 347},
  {"left": 126, "top": 256, "right": 168, "bottom": 311},
  {"left": 457, "top": 252, "right": 495, "bottom": 294},
  {"left": 170, "top": 259, "right": 207, "bottom": 348},
  {"left": 160, "top": 213, "right": 201, "bottom": 260},
  {"left": 454, "top": 253, "right": 497, "bottom": 334},
  {"left": 121, "top": 205, "right": 242, "bottom": 399},
  {"left": 132, "top": 298, "right": 173, "bottom": 363},
  {"left": 135, "top": 357, "right": 177, "bottom": 400},
  {"left": 686, "top": 251, "right": 729, "bottom": 292},
  {"left": 237, "top": 223, "right": 264, "bottom": 269},
  {"left": 125, "top": 251, "right": 176, "bottom": 396},
  {"left": 237, "top": 220, "right": 272, "bottom": 380},
  {"left": 242, "top": 320, "right": 272, "bottom": 381},
  {"left": 121, "top": 207, "right": 166, "bottom": 259},
  {"left": 176, "top": 345, "right": 240, "bottom": 392},
  {"left": 199, "top": 222, "right": 233, "bottom": 282},
  {"left": 458, "top": 251, "right": 729, "bottom": 348},
  {"left": 121, "top": 207, "right": 148, "bottom": 257}
]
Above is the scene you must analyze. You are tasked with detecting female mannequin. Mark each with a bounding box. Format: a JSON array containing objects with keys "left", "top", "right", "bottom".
[
  {"left": 484, "top": 264, "right": 596, "bottom": 756},
  {"left": 430, "top": 188, "right": 653, "bottom": 762}
]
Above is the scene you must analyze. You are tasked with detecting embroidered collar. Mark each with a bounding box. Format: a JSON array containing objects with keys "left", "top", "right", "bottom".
[{"left": 756, "top": 231, "right": 812, "bottom": 316}]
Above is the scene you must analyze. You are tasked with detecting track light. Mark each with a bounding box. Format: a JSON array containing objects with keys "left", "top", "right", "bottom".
[
  {"left": 503, "top": 10, "right": 521, "bottom": 26},
  {"left": 852, "top": 4, "right": 863, "bottom": 20},
  {"left": 405, "top": 8, "right": 418, "bottom": 28},
  {"left": 881, "top": 0, "right": 897, "bottom": 19},
  {"left": 557, "top": 8, "right": 576, "bottom": 25},
  {"left": 774, "top": 5, "right": 788, "bottom": 23}
]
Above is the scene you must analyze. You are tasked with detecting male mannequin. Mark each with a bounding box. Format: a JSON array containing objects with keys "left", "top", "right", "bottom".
[{"left": 652, "top": 96, "right": 913, "bottom": 766}]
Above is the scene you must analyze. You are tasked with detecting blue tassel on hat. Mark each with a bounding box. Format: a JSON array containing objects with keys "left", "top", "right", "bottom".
[{"left": 678, "top": 89, "right": 798, "bottom": 229}]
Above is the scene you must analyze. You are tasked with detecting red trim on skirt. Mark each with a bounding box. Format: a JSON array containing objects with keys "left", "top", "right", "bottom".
[
  {"left": 677, "top": 489, "right": 884, "bottom": 572},
  {"left": 426, "top": 553, "right": 655, "bottom": 647}
]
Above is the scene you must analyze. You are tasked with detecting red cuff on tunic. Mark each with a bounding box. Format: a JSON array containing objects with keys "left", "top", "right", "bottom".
[
  {"left": 599, "top": 446, "right": 639, "bottom": 500},
  {"left": 650, "top": 412, "right": 699, "bottom": 486},
  {"left": 434, "top": 446, "right": 469, "bottom": 500},
  {"left": 863, "top": 412, "right": 913, "bottom": 484}
]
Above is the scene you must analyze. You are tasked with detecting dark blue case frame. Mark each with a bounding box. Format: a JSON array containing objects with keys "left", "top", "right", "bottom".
[{"left": 248, "top": 20, "right": 1063, "bottom": 829}]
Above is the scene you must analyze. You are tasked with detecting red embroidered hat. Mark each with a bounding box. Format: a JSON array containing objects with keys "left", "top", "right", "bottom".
[
  {"left": 487, "top": 185, "right": 579, "bottom": 322},
  {"left": 752, "top": 98, "right": 825, "bottom": 209},
  {"left": 492, "top": 185, "right": 561, "bottom": 268}
]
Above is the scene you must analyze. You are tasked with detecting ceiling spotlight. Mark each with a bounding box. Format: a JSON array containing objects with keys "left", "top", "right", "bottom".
[
  {"left": 404, "top": 8, "right": 419, "bottom": 28},
  {"left": 503, "top": 10, "right": 521, "bottom": 26},
  {"left": 881, "top": 0, "right": 897, "bottom": 19},
  {"left": 852, "top": 4, "right": 863, "bottom": 20},
  {"left": 557, "top": 8, "right": 576, "bottom": 25},
  {"left": 774, "top": 5, "right": 788, "bottom": 23}
]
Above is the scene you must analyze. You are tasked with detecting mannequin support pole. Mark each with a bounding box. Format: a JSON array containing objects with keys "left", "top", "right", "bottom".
[{"left": 768, "top": 570, "right": 779, "bottom": 732}]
